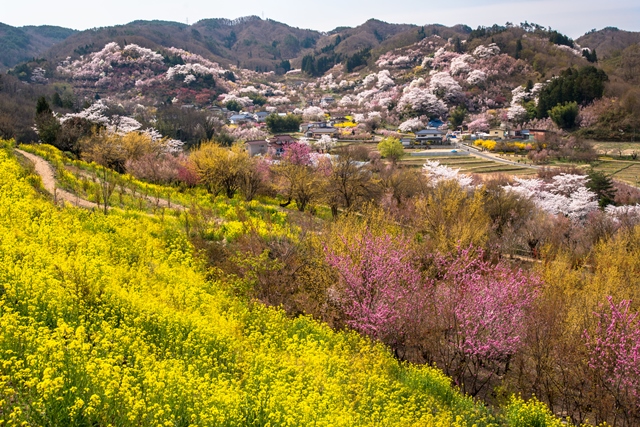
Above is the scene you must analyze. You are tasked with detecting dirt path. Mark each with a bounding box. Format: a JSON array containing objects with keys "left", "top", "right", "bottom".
[
  {"left": 15, "top": 149, "right": 100, "bottom": 209},
  {"left": 71, "top": 168, "right": 184, "bottom": 210}
]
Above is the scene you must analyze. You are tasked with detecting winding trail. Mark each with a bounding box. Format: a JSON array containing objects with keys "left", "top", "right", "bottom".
[{"left": 16, "top": 149, "right": 100, "bottom": 209}]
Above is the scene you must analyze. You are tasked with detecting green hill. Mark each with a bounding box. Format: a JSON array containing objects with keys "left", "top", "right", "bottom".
[{"left": 0, "top": 23, "right": 76, "bottom": 69}]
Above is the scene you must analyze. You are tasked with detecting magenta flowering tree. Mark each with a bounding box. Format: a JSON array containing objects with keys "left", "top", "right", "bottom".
[
  {"left": 325, "top": 231, "right": 423, "bottom": 344},
  {"left": 430, "top": 246, "right": 540, "bottom": 395},
  {"left": 585, "top": 297, "right": 640, "bottom": 422},
  {"left": 281, "top": 142, "right": 312, "bottom": 166}
]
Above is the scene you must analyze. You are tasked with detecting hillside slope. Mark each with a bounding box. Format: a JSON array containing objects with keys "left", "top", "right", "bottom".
[
  {"left": 576, "top": 27, "right": 640, "bottom": 60},
  {"left": 0, "top": 22, "right": 76, "bottom": 69},
  {"left": 44, "top": 17, "right": 323, "bottom": 72},
  {"left": 0, "top": 141, "right": 564, "bottom": 426}
]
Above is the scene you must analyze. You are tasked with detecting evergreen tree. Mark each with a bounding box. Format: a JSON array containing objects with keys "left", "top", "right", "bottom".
[
  {"left": 586, "top": 169, "right": 616, "bottom": 207},
  {"left": 537, "top": 66, "right": 608, "bottom": 118},
  {"left": 515, "top": 39, "right": 523, "bottom": 59}
]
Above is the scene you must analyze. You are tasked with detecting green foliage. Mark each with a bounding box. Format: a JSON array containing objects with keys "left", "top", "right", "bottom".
[
  {"left": 34, "top": 97, "right": 61, "bottom": 145},
  {"left": 467, "top": 24, "right": 508, "bottom": 41},
  {"left": 225, "top": 99, "right": 242, "bottom": 112},
  {"left": 515, "top": 39, "right": 523, "bottom": 59},
  {"left": 449, "top": 105, "right": 467, "bottom": 129},
  {"left": 548, "top": 102, "right": 579, "bottom": 130},
  {"left": 344, "top": 48, "right": 371, "bottom": 72},
  {"left": 377, "top": 137, "right": 404, "bottom": 162},
  {"left": 222, "top": 70, "right": 236, "bottom": 82},
  {"left": 36, "top": 96, "right": 51, "bottom": 115},
  {"left": 586, "top": 169, "right": 616, "bottom": 207},
  {"left": 537, "top": 66, "right": 608, "bottom": 118},
  {"left": 582, "top": 48, "right": 598, "bottom": 63},
  {"left": 548, "top": 30, "right": 574, "bottom": 48},
  {"left": 266, "top": 114, "right": 302, "bottom": 133},
  {"left": 247, "top": 92, "right": 267, "bottom": 107}
]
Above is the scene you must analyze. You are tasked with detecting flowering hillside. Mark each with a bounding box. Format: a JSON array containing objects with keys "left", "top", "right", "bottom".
[{"left": 0, "top": 141, "right": 565, "bottom": 425}]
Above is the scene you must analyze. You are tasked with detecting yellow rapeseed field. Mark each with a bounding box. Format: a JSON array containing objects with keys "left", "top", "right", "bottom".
[{"left": 0, "top": 141, "right": 564, "bottom": 426}]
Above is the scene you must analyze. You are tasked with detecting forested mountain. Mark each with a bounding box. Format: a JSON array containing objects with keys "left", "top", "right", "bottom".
[
  {"left": 576, "top": 27, "right": 640, "bottom": 59},
  {"left": 0, "top": 23, "right": 76, "bottom": 69}
]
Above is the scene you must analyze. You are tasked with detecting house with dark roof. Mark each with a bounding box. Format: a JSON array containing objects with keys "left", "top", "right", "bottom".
[
  {"left": 268, "top": 134, "right": 298, "bottom": 156},
  {"left": 255, "top": 112, "right": 270, "bottom": 122},
  {"left": 320, "top": 96, "right": 335, "bottom": 105},
  {"left": 306, "top": 127, "right": 339, "bottom": 139},
  {"left": 415, "top": 129, "right": 445, "bottom": 144}
]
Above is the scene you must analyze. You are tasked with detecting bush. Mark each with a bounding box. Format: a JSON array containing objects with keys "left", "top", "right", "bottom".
[{"left": 549, "top": 102, "right": 579, "bottom": 130}]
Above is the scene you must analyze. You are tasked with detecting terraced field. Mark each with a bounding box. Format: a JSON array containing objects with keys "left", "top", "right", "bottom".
[
  {"left": 592, "top": 159, "right": 640, "bottom": 185},
  {"left": 400, "top": 154, "right": 537, "bottom": 176}
]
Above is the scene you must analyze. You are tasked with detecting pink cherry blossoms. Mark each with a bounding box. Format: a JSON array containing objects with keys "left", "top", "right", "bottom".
[
  {"left": 585, "top": 297, "right": 640, "bottom": 418},
  {"left": 325, "top": 230, "right": 421, "bottom": 342}
]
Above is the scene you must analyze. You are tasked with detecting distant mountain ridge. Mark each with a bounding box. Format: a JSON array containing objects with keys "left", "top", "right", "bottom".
[
  {"left": 3, "top": 17, "right": 640, "bottom": 75},
  {"left": 0, "top": 23, "right": 77, "bottom": 69},
  {"left": 576, "top": 27, "right": 640, "bottom": 59}
]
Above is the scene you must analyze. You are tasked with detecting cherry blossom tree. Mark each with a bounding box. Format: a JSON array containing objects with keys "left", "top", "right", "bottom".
[
  {"left": 473, "top": 43, "right": 501, "bottom": 59},
  {"left": 313, "top": 134, "right": 336, "bottom": 152},
  {"left": 302, "top": 106, "right": 326, "bottom": 122},
  {"left": 325, "top": 230, "right": 422, "bottom": 342},
  {"left": 429, "top": 72, "right": 462, "bottom": 103},
  {"left": 398, "top": 118, "right": 425, "bottom": 133},
  {"left": 466, "top": 70, "right": 487, "bottom": 85},
  {"left": 467, "top": 116, "right": 490, "bottom": 133},
  {"left": 504, "top": 174, "right": 599, "bottom": 220},
  {"left": 397, "top": 88, "right": 447, "bottom": 118},
  {"left": 423, "top": 160, "right": 473, "bottom": 188},
  {"left": 429, "top": 246, "right": 540, "bottom": 395},
  {"left": 585, "top": 297, "right": 640, "bottom": 422}
]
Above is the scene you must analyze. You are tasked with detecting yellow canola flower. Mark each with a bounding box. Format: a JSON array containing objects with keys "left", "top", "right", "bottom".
[{"left": 0, "top": 143, "right": 563, "bottom": 426}]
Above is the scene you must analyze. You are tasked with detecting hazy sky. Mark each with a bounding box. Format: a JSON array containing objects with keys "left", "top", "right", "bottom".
[{"left": 3, "top": 0, "right": 640, "bottom": 38}]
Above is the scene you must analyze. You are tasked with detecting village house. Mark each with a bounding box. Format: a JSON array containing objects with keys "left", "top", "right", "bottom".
[
  {"left": 268, "top": 134, "right": 298, "bottom": 156},
  {"left": 415, "top": 129, "right": 445, "bottom": 145},
  {"left": 320, "top": 96, "right": 335, "bottom": 105},
  {"left": 229, "top": 113, "right": 256, "bottom": 125},
  {"left": 401, "top": 137, "right": 415, "bottom": 147},
  {"left": 529, "top": 129, "right": 551, "bottom": 142},
  {"left": 255, "top": 111, "right": 270, "bottom": 122},
  {"left": 246, "top": 139, "right": 269, "bottom": 156},
  {"left": 488, "top": 128, "right": 506, "bottom": 140},
  {"left": 306, "top": 127, "right": 339, "bottom": 139}
]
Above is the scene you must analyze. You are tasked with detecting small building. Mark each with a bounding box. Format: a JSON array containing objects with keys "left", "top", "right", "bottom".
[
  {"left": 255, "top": 112, "right": 270, "bottom": 123},
  {"left": 320, "top": 96, "right": 335, "bottom": 105},
  {"left": 306, "top": 127, "right": 339, "bottom": 139},
  {"left": 268, "top": 134, "right": 298, "bottom": 156},
  {"left": 330, "top": 116, "right": 349, "bottom": 126},
  {"left": 229, "top": 113, "right": 256, "bottom": 125},
  {"left": 488, "top": 128, "right": 506, "bottom": 140},
  {"left": 529, "top": 129, "right": 551, "bottom": 143},
  {"left": 246, "top": 140, "right": 269, "bottom": 156},
  {"left": 401, "top": 137, "right": 415, "bottom": 147},
  {"left": 415, "top": 129, "right": 445, "bottom": 144},
  {"left": 428, "top": 118, "right": 444, "bottom": 128}
]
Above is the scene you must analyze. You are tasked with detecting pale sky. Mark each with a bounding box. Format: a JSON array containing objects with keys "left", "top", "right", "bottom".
[{"left": 3, "top": 0, "right": 640, "bottom": 38}]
